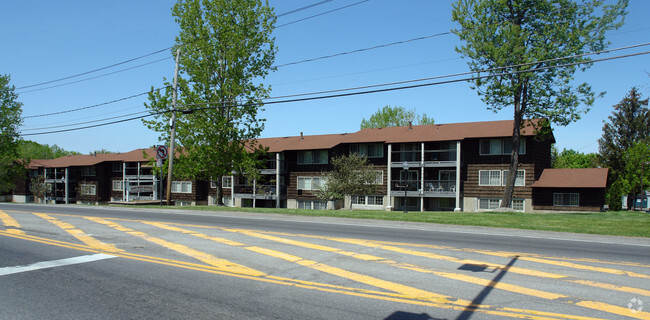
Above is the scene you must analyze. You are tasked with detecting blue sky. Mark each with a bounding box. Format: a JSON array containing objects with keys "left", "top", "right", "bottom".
[{"left": 2, "top": 0, "right": 649, "bottom": 155}]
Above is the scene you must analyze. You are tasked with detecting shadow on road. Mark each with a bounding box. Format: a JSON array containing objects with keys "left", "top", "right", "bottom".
[
  {"left": 385, "top": 311, "right": 446, "bottom": 320},
  {"left": 455, "top": 256, "right": 520, "bottom": 320}
]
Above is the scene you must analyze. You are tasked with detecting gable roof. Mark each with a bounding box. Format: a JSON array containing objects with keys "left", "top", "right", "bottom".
[
  {"left": 28, "top": 148, "right": 156, "bottom": 169},
  {"left": 257, "top": 119, "right": 553, "bottom": 152},
  {"left": 532, "top": 168, "right": 609, "bottom": 188}
]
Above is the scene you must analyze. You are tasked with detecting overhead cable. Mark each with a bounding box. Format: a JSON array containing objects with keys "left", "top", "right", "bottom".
[
  {"left": 17, "top": 47, "right": 172, "bottom": 90},
  {"left": 22, "top": 86, "right": 169, "bottom": 119}
]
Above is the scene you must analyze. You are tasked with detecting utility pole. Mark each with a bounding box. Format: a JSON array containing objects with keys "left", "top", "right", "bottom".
[{"left": 166, "top": 48, "right": 181, "bottom": 206}]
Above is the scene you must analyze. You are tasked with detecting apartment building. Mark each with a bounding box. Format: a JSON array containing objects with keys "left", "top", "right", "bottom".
[{"left": 10, "top": 119, "right": 608, "bottom": 212}]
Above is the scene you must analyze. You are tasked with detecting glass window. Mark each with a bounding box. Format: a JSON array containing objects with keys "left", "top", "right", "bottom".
[
  {"left": 81, "top": 167, "right": 96, "bottom": 176},
  {"left": 502, "top": 170, "right": 525, "bottom": 186},
  {"left": 554, "top": 193, "right": 579, "bottom": 206},
  {"left": 479, "top": 198, "right": 500, "bottom": 210},
  {"left": 80, "top": 184, "right": 96, "bottom": 195},
  {"left": 112, "top": 163, "right": 123, "bottom": 172},
  {"left": 172, "top": 181, "right": 192, "bottom": 193},
  {"left": 222, "top": 176, "right": 232, "bottom": 188},
  {"left": 512, "top": 199, "right": 524, "bottom": 211},
  {"left": 112, "top": 180, "right": 124, "bottom": 191},
  {"left": 313, "top": 150, "right": 328, "bottom": 164}
]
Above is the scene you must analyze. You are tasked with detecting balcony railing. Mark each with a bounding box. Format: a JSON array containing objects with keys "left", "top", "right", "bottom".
[
  {"left": 391, "top": 150, "right": 456, "bottom": 163},
  {"left": 392, "top": 180, "right": 457, "bottom": 195},
  {"left": 233, "top": 184, "right": 284, "bottom": 199}
]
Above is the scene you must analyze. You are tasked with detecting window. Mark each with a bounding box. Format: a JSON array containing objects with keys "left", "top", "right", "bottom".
[
  {"left": 350, "top": 143, "right": 384, "bottom": 158},
  {"left": 553, "top": 193, "right": 579, "bottom": 206},
  {"left": 479, "top": 170, "right": 501, "bottom": 186},
  {"left": 298, "top": 150, "right": 328, "bottom": 165},
  {"left": 502, "top": 170, "right": 525, "bottom": 186},
  {"left": 112, "top": 163, "right": 123, "bottom": 172},
  {"left": 479, "top": 198, "right": 524, "bottom": 211},
  {"left": 512, "top": 199, "right": 525, "bottom": 211},
  {"left": 222, "top": 176, "right": 233, "bottom": 188},
  {"left": 351, "top": 195, "right": 384, "bottom": 206},
  {"left": 81, "top": 166, "right": 96, "bottom": 176},
  {"left": 479, "top": 170, "right": 524, "bottom": 186},
  {"left": 479, "top": 198, "right": 500, "bottom": 210},
  {"left": 171, "top": 181, "right": 192, "bottom": 193},
  {"left": 80, "top": 184, "right": 96, "bottom": 196},
  {"left": 298, "top": 200, "right": 327, "bottom": 210},
  {"left": 297, "top": 176, "right": 327, "bottom": 190},
  {"left": 112, "top": 180, "right": 124, "bottom": 191},
  {"left": 480, "top": 138, "right": 526, "bottom": 155}
]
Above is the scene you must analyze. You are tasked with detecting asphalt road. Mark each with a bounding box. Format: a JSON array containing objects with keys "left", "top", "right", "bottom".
[{"left": 1, "top": 203, "right": 649, "bottom": 319}]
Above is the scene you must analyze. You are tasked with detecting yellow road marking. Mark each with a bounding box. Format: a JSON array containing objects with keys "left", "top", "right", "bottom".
[
  {"left": 0, "top": 227, "right": 613, "bottom": 320},
  {"left": 0, "top": 210, "right": 25, "bottom": 235},
  {"left": 223, "top": 227, "right": 650, "bottom": 319},
  {"left": 327, "top": 237, "right": 566, "bottom": 279},
  {"left": 279, "top": 232, "right": 650, "bottom": 297},
  {"left": 85, "top": 217, "right": 265, "bottom": 277},
  {"left": 568, "top": 279, "right": 650, "bottom": 297},
  {"left": 471, "top": 249, "right": 650, "bottom": 279},
  {"left": 146, "top": 222, "right": 450, "bottom": 303},
  {"left": 32, "top": 212, "right": 123, "bottom": 253}
]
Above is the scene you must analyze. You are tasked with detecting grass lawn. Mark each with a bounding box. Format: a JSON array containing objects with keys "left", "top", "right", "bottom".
[{"left": 129, "top": 204, "right": 650, "bottom": 238}]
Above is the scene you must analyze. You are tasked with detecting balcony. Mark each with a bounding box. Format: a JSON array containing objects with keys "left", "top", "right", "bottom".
[
  {"left": 391, "top": 180, "right": 457, "bottom": 198},
  {"left": 233, "top": 184, "right": 284, "bottom": 200},
  {"left": 391, "top": 150, "right": 457, "bottom": 167},
  {"left": 260, "top": 159, "right": 286, "bottom": 175}
]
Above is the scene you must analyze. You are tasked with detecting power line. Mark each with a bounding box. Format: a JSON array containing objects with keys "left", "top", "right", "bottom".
[
  {"left": 16, "top": 41, "right": 650, "bottom": 134},
  {"left": 16, "top": 47, "right": 172, "bottom": 90},
  {"left": 17, "top": 57, "right": 172, "bottom": 94},
  {"left": 273, "top": 31, "right": 452, "bottom": 68},
  {"left": 22, "top": 86, "right": 169, "bottom": 119},
  {"left": 15, "top": 48, "right": 650, "bottom": 137},
  {"left": 275, "top": 0, "right": 370, "bottom": 29},
  {"left": 22, "top": 110, "right": 151, "bottom": 131},
  {"left": 276, "top": 0, "right": 333, "bottom": 18}
]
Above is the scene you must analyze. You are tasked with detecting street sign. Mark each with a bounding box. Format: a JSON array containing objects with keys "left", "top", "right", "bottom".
[{"left": 156, "top": 145, "right": 169, "bottom": 160}]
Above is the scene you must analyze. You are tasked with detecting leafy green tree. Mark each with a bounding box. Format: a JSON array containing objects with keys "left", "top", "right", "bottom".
[
  {"left": 89, "top": 149, "right": 115, "bottom": 155},
  {"left": 452, "top": 0, "right": 627, "bottom": 208},
  {"left": 315, "top": 153, "right": 379, "bottom": 210},
  {"left": 551, "top": 146, "right": 599, "bottom": 169},
  {"left": 143, "top": 0, "right": 277, "bottom": 205},
  {"left": 619, "top": 141, "right": 650, "bottom": 210},
  {"left": 0, "top": 74, "right": 24, "bottom": 193},
  {"left": 599, "top": 87, "right": 650, "bottom": 210},
  {"left": 360, "top": 105, "right": 434, "bottom": 129},
  {"left": 18, "top": 140, "right": 79, "bottom": 160}
]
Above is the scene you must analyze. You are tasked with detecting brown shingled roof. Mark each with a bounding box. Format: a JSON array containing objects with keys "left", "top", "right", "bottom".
[
  {"left": 257, "top": 119, "right": 552, "bottom": 152},
  {"left": 28, "top": 148, "right": 156, "bottom": 169},
  {"left": 532, "top": 168, "right": 609, "bottom": 188}
]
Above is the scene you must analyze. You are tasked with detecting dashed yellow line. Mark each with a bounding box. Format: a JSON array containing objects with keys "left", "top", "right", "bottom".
[
  {"left": 0, "top": 210, "right": 25, "bottom": 235},
  {"left": 145, "top": 223, "right": 618, "bottom": 320},
  {"left": 32, "top": 212, "right": 123, "bottom": 253},
  {"left": 470, "top": 249, "right": 650, "bottom": 279},
  {"left": 222, "top": 227, "right": 650, "bottom": 320},
  {"left": 145, "top": 222, "right": 450, "bottom": 303},
  {"left": 84, "top": 217, "right": 265, "bottom": 277}
]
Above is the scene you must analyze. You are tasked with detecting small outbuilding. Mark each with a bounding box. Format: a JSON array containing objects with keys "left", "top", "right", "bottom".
[{"left": 532, "top": 168, "right": 609, "bottom": 211}]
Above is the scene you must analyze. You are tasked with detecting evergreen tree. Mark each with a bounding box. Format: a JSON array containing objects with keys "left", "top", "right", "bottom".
[{"left": 598, "top": 87, "right": 650, "bottom": 210}]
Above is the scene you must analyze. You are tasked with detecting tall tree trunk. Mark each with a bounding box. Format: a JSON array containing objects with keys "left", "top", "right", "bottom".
[
  {"left": 501, "top": 81, "right": 527, "bottom": 208},
  {"left": 216, "top": 174, "right": 224, "bottom": 206}
]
